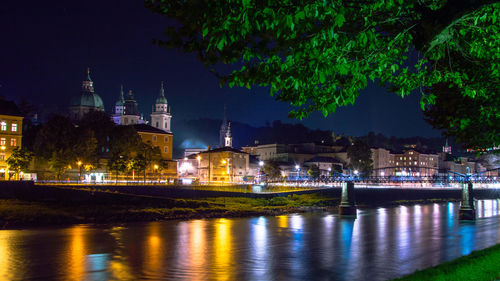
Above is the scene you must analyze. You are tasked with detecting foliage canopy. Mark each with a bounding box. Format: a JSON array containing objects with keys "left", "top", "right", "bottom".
[{"left": 146, "top": 0, "right": 500, "bottom": 148}]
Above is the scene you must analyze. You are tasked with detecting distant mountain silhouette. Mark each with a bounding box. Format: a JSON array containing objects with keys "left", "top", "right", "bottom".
[{"left": 172, "top": 119, "right": 461, "bottom": 158}]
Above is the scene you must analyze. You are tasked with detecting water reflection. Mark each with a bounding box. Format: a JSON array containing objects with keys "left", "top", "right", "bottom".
[
  {"left": 0, "top": 200, "right": 499, "bottom": 281},
  {"left": 188, "top": 220, "right": 207, "bottom": 280},
  {"left": 66, "top": 226, "right": 87, "bottom": 280},
  {"left": 213, "top": 218, "right": 233, "bottom": 281}
]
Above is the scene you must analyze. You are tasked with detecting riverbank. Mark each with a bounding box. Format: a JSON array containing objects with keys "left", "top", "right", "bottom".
[
  {"left": 1, "top": 182, "right": 499, "bottom": 229},
  {"left": 394, "top": 243, "right": 500, "bottom": 281},
  {"left": 0, "top": 194, "right": 338, "bottom": 229},
  {"left": 0, "top": 195, "right": 470, "bottom": 229}
]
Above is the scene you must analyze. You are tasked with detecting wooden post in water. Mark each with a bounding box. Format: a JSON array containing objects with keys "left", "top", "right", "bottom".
[
  {"left": 458, "top": 181, "right": 475, "bottom": 220},
  {"left": 339, "top": 181, "right": 357, "bottom": 217}
]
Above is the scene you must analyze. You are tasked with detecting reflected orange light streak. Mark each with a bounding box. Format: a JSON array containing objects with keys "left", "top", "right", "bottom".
[
  {"left": 145, "top": 223, "right": 163, "bottom": 274},
  {"left": 277, "top": 215, "right": 288, "bottom": 228},
  {"left": 189, "top": 220, "right": 207, "bottom": 281},
  {"left": 66, "top": 226, "right": 87, "bottom": 280},
  {"left": 0, "top": 231, "right": 13, "bottom": 280},
  {"left": 214, "top": 218, "right": 233, "bottom": 281}
]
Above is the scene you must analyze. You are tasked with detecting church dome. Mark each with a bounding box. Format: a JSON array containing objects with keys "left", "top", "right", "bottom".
[
  {"left": 156, "top": 95, "right": 168, "bottom": 105},
  {"left": 71, "top": 92, "right": 105, "bottom": 109},
  {"left": 70, "top": 68, "right": 105, "bottom": 109}
]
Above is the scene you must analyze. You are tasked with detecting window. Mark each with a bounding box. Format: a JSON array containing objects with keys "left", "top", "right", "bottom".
[
  {"left": 0, "top": 138, "right": 5, "bottom": 145},
  {"left": 164, "top": 146, "right": 168, "bottom": 153},
  {"left": 10, "top": 138, "right": 16, "bottom": 146},
  {"left": 0, "top": 153, "right": 4, "bottom": 161},
  {"left": 156, "top": 122, "right": 159, "bottom": 128},
  {"left": 11, "top": 123, "right": 17, "bottom": 132},
  {"left": 0, "top": 122, "right": 6, "bottom": 131},
  {"left": 164, "top": 136, "right": 168, "bottom": 142},
  {"left": 153, "top": 135, "right": 157, "bottom": 142}
]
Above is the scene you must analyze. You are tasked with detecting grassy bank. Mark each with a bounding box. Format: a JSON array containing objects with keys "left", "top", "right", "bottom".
[
  {"left": 0, "top": 193, "right": 338, "bottom": 229},
  {"left": 394, "top": 244, "right": 500, "bottom": 281}
]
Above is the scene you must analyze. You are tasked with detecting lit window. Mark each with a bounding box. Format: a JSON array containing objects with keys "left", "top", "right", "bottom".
[
  {"left": 153, "top": 135, "right": 157, "bottom": 142},
  {"left": 11, "top": 123, "right": 17, "bottom": 132},
  {"left": 0, "top": 138, "right": 5, "bottom": 145},
  {"left": 0, "top": 153, "right": 4, "bottom": 161},
  {"left": 0, "top": 122, "right": 6, "bottom": 131},
  {"left": 164, "top": 146, "right": 168, "bottom": 153},
  {"left": 10, "top": 138, "right": 16, "bottom": 146}
]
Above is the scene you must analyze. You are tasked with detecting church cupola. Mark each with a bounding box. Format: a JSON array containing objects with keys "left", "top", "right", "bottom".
[
  {"left": 151, "top": 81, "right": 172, "bottom": 132},
  {"left": 155, "top": 81, "right": 168, "bottom": 112},
  {"left": 81, "top": 67, "right": 94, "bottom": 92}
]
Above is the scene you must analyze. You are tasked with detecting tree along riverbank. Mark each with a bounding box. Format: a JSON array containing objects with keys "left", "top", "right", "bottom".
[{"left": 393, "top": 243, "right": 500, "bottom": 281}]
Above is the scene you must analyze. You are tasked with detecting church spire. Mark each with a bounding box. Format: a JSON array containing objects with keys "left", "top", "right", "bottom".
[
  {"left": 224, "top": 121, "right": 233, "bottom": 147},
  {"left": 223, "top": 104, "right": 227, "bottom": 125},
  {"left": 86, "top": 67, "right": 92, "bottom": 81},
  {"left": 119, "top": 84, "right": 124, "bottom": 101},
  {"left": 155, "top": 81, "right": 168, "bottom": 105}
]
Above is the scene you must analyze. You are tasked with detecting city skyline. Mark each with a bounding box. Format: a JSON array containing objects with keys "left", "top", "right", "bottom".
[{"left": 1, "top": 0, "right": 441, "bottom": 138}]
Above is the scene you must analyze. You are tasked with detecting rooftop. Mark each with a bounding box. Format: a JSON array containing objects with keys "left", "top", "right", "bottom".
[
  {"left": 0, "top": 99, "right": 23, "bottom": 117},
  {"left": 132, "top": 124, "right": 172, "bottom": 135}
]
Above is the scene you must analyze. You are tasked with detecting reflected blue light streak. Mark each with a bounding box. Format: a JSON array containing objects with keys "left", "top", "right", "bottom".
[
  {"left": 86, "top": 253, "right": 110, "bottom": 280},
  {"left": 340, "top": 219, "right": 355, "bottom": 261},
  {"left": 460, "top": 224, "right": 476, "bottom": 256}
]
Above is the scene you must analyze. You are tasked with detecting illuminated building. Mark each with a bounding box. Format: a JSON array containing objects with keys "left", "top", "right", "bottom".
[
  {"left": 197, "top": 147, "right": 249, "bottom": 183},
  {"left": 0, "top": 99, "right": 23, "bottom": 180},
  {"left": 393, "top": 150, "right": 438, "bottom": 177},
  {"left": 69, "top": 68, "right": 105, "bottom": 121},
  {"left": 371, "top": 148, "right": 395, "bottom": 176},
  {"left": 150, "top": 81, "right": 172, "bottom": 132},
  {"left": 197, "top": 127, "right": 249, "bottom": 182},
  {"left": 133, "top": 124, "right": 177, "bottom": 177}
]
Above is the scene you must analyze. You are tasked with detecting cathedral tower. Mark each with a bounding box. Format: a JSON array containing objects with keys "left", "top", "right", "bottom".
[{"left": 150, "top": 81, "right": 172, "bottom": 132}]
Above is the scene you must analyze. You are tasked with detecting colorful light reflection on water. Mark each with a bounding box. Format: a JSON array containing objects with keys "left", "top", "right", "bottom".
[{"left": 0, "top": 199, "right": 499, "bottom": 281}]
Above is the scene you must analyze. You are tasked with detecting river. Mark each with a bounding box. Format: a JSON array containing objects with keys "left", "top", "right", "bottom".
[{"left": 1, "top": 200, "right": 499, "bottom": 280}]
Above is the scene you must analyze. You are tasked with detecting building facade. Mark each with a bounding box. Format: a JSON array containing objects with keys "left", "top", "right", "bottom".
[
  {"left": 0, "top": 100, "right": 23, "bottom": 180},
  {"left": 393, "top": 150, "right": 438, "bottom": 177},
  {"left": 197, "top": 147, "right": 249, "bottom": 183},
  {"left": 371, "top": 148, "right": 395, "bottom": 176},
  {"left": 133, "top": 124, "right": 177, "bottom": 177}
]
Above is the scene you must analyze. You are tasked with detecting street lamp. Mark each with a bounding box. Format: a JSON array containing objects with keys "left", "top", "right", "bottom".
[
  {"left": 77, "top": 161, "right": 82, "bottom": 183},
  {"left": 154, "top": 164, "right": 159, "bottom": 183}
]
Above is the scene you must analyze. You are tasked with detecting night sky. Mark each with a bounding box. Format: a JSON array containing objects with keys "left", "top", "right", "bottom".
[{"left": 1, "top": 0, "right": 441, "bottom": 138}]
